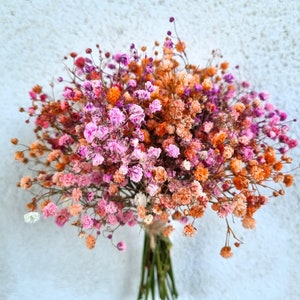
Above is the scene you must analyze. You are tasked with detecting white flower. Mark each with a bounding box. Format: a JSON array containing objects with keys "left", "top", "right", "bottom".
[
  {"left": 24, "top": 212, "right": 40, "bottom": 224},
  {"left": 133, "top": 192, "right": 149, "bottom": 207},
  {"left": 182, "top": 160, "right": 191, "bottom": 170},
  {"left": 144, "top": 214, "right": 154, "bottom": 225}
]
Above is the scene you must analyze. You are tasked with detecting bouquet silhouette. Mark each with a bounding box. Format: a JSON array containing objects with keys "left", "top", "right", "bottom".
[{"left": 13, "top": 18, "right": 297, "bottom": 299}]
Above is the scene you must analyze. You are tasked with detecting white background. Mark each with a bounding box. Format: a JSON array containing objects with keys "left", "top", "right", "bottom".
[{"left": 1, "top": 1, "right": 299, "bottom": 299}]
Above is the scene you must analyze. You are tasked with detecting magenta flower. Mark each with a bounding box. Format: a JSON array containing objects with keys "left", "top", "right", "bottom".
[
  {"left": 117, "top": 241, "right": 127, "bottom": 251},
  {"left": 109, "top": 107, "right": 126, "bottom": 126},
  {"left": 84, "top": 122, "right": 98, "bottom": 143},
  {"left": 55, "top": 208, "right": 70, "bottom": 227},
  {"left": 133, "top": 90, "right": 150, "bottom": 101},
  {"left": 113, "top": 53, "right": 130, "bottom": 66}
]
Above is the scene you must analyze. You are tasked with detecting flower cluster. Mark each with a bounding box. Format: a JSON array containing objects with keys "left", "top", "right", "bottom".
[{"left": 13, "top": 18, "right": 297, "bottom": 257}]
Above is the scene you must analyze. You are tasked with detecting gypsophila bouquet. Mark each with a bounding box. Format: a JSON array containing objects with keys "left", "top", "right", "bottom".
[{"left": 12, "top": 18, "right": 298, "bottom": 299}]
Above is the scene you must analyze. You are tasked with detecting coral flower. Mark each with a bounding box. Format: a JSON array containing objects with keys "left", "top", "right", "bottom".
[
  {"left": 85, "top": 234, "right": 96, "bottom": 249},
  {"left": 106, "top": 86, "right": 121, "bottom": 105}
]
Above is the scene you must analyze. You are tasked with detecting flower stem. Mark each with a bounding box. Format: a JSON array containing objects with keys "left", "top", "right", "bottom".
[{"left": 138, "top": 231, "right": 178, "bottom": 300}]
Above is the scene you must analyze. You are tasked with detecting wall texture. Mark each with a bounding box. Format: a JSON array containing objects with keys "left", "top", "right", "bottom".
[{"left": 1, "top": 1, "right": 299, "bottom": 299}]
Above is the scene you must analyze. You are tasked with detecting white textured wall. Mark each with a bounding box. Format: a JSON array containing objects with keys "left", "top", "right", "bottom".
[{"left": 1, "top": 1, "right": 299, "bottom": 299}]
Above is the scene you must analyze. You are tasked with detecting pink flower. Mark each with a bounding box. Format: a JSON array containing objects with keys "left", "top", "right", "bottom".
[
  {"left": 71, "top": 188, "right": 82, "bottom": 202},
  {"left": 128, "top": 104, "right": 145, "bottom": 125},
  {"left": 202, "top": 121, "right": 213, "bottom": 133},
  {"left": 147, "top": 147, "right": 161, "bottom": 160},
  {"left": 133, "top": 90, "right": 150, "bottom": 101},
  {"left": 108, "top": 107, "right": 126, "bottom": 126},
  {"left": 107, "top": 214, "right": 118, "bottom": 225},
  {"left": 42, "top": 202, "right": 58, "bottom": 218},
  {"left": 165, "top": 144, "right": 180, "bottom": 158},
  {"left": 148, "top": 99, "right": 162, "bottom": 114},
  {"left": 58, "top": 134, "right": 73, "bottom": 146},
  {"left": 62, "top": 173, "right": 77, "bottom": 187},
  {"left": 128, "top": 165, "right": 143, "bottom": 182},
  {"left": 113, "top": 53, "right": 130, "bottom": 66},
  {"left": 77, "top": 174, "right": 91, "bottom": 187},
  {"left": 105, "top": 202, "right": 118, "bottom": 214},
  {"left": 146, "top": 183, "right": 159, "bottom": 196},
  {"left": 117, "top": 241, "right": 127, "bottom": 251},
  {"left": 81, "top": 214, "right": 94, "bottom": 229},
  {"left": 84, "top": 122, "right": 98, "bottom": 143},
  {"left": 92, "top": 153, "right": 104, "bottom": 166},
  {"left": 218, "top": 203, "right": 234, "bottom": 218},
  {"left": 55, "top": 208, "right": 70, "bottom": 227}
]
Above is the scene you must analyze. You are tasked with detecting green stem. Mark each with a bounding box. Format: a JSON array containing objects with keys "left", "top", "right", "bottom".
[{"left": 137, "top": 232, "right": 178, "bottom": 300}]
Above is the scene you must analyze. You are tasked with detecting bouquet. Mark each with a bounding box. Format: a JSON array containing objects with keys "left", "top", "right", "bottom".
[{"left": 13, "top": 18, "right": 297, "bottom": 299}]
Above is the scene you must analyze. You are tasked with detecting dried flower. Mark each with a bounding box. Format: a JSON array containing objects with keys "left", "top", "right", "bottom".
[
  {"left": 13, "top": 17, "right": 298, "bottom": 300},
  {"left": 24, "top": 212, "right": 40, "bottom": 224}
]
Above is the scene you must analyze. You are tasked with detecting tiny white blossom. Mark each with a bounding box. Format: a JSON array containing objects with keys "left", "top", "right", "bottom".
[
  {"left": 182, "top": 160, "right": 191, "bottom": 170},
  {"left": 133, "top": 192, "right": 149, "bottom": 207},
  {"left": 24, "top": 212, "right": 40, "bottom": 224},
  {"left": 144, "top": 214, "right": 154, "bottom": 225}
]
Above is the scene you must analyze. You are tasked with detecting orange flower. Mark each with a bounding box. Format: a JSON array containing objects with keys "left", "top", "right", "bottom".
[
  {"left": 32, "top": 84, "right": 43, "bottom": 94},
  {"left": 11, "top": 138, "right": 19, "bottom": 145},
  {"left": 159, "top": 211, "right": 170, "bottom": 222},
  {"left": 205, "top": 66, "right": 217, "bottom": 77},
  {"left": 172, "top": 187, "right": 192, "bottom": 205},
  {"left": 264, "top": 146, "right": 276, "bottom": 164},
  {"left": 69, "top": 203, "right": 83, "bottom": 216},
  {"left": 55, "top": 162, "right": 66, "bottom": 171},
  {"left": 202, "top": 78, "right": 213, "bottom": 91},
  {"left": 188, "top": 205, "right": 204, "bottom": 218},
  {"left": 40, "top": 199, "right": 51, "bottom": 210},
  {"left": 26, "top": 201, "right": 37, "bottom": 211},
  {"left": 220, "top": 246, "right": 233, "bottom": 258},
  {"left": 273, "top": 161, "right": 283, "bottom": 171},
  {"left": 141, "top": 129, "right": 151, "bottom": 144},
  {"left": 85, "top": 234, "right": 96, "bottom": 249},
  {"left": 211, "top": 131, "right": 227, "bottom": 147},
  {"left": 20, "top": 176, "right": 32, "bottom": 189},
  {"left": 232, "top": 176, "right": 249, "bottom": 190},
  {"left": 283, "top": 174, "right": 294, "bottom": 187},
  {"left": 113, "top": 170, "right": 125, "bottom": 184},
  {"left": 14, "top": 151, "right": 24, "bottom": 161},
  {"left": 29, "top": 142, "right": 46, "bottom": 156},
  {"left": 233, "top": 102, "right": 245, "bottom": 114},
  {"left": 194, "top": 165, "right": 209, "bottom": 182},
  {"left": 108, "top": 183, "right": 118, "bottom": 195},
  {"left": 220, "top": 61, "right": 229, "bottom": 70},
  {"left": 242, "top": 215, "right": 256, "bottom": 229},
  {"left": 175, "top": 41, "right": 186, "bottom": 53},
  {"left": 72, "top": 89, "right": 83, "bottom": 102},
  {"left": 137, "top": 205, "right": 146, "bottom": 218},
  {"left": 172, "top": 211, "right": 182, "bottom": 220},
  {"left": 162, "top": 225, "right": 174, "bottom": 237},
  {"left": 249, "top": 165, "right": 272, "bottom": 181},
  {"left": 155, "top": 122, "right": 167, "bottom": 136},
  {"left": 152, "top": 166, "right": 167, "bottom": 183},
  {"left": 183, "top": 224, "right": 196, "bottom": 237},
  {"left": 230, "top": 158, "right": 243, "bottom": 174},
  {"left": 106, "top": 86, "right": 121, "bottom": 106}
]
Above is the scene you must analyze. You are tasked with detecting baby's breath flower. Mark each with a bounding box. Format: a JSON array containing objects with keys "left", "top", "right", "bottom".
[{"left": 24, "top": 212, "right": 40, "bottom": 224}]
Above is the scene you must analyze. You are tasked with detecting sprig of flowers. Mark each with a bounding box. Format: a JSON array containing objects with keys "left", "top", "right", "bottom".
[{"left": 13, "top": 17, "right": 297, "bottom": 258}]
